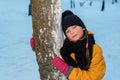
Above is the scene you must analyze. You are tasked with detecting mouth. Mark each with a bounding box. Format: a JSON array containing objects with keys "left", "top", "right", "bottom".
[{"left": 72, "top": 34, "right": 77, "bottom": 38}]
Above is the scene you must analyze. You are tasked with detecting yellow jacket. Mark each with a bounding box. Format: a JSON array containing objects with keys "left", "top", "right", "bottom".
[
  {"left": 67, "top": 44, "right": 106, "bottom": 80},
  {"left": 66, "top": 31, "right": 106, "bottom": 80}
]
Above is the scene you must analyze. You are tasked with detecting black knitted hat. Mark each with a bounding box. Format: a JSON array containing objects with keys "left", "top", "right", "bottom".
[{"left": 62, "top": 10, "right": 86, "bottom": 33}]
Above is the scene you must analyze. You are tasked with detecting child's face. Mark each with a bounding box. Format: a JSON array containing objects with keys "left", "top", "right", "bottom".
[{"left": 65, "top": 25, "right": 84, "bottom": 42}]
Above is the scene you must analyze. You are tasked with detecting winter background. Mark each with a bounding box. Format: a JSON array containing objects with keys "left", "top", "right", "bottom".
[{"left": 0, "top": 0, "right": 120, "bottom": 80}]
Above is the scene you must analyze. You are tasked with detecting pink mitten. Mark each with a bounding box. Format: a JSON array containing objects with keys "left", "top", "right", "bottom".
[
  {"left": 30, "top": 36, "right": 35, "bottom": 50},
  {"left": 52, "top": 56, "right": 69, "bottom": 75}
]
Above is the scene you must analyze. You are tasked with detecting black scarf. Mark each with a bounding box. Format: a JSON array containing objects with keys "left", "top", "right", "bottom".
[{"left": 60, "top": 34, "right": 95, "bottom": 70}]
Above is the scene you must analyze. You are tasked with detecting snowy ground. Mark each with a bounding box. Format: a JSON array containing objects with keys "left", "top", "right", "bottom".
[
  {"left": 0, "top": 0, "right": 40, "bottom": 80},
  {"left": 0, "top": 0, "right": 120, "bottom": 80}
]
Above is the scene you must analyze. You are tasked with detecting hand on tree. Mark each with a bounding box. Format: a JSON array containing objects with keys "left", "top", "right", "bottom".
[
  {"left": 52, "top": 56, "right": 70, "bottom": 75},
  {"left": 30, "top": 36, "right": 35, "bottom": 51}
]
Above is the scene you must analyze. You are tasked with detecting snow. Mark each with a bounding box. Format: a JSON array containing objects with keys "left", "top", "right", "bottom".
[
  {"left": 0, "top": 0, "right": 120, "bottom": 80},
  {"left": 0, "top": 0, "right": 40, "bottom": 80}
]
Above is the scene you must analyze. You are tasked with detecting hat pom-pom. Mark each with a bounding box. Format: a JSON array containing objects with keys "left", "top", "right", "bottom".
[{"left": 62, "top": 10, "right": 73, "bottom": 20}]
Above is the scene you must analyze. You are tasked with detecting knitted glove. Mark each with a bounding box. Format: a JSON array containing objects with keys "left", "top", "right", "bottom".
[
  {"left": 52, "top": 56, "right": 69, "bottom": 75},
  {"left": 30, "top": 36, "right": 35, "bottom": 51}
]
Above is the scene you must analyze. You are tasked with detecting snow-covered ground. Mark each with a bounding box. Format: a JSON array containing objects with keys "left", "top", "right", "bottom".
[
  {"left": 0, "top": 0, "right": 120, "bottom": 80},
  {"left": 0, "top": 0, "right": 40, "bottom": 80}
]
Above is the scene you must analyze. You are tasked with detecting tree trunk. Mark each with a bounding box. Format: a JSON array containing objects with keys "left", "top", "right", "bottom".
[
  {"left": 28, "top": 3, "right": 31, "bottom": 16},
  {"left": 115, "top": 0, "right": 118, "bottom": 3},
  {"left": 70, "top": 0, "right": 75, "bottom": 8},
  {"left": 112, "top": 0, "right": 115, "bottom": 4},
  {"left": 112, "top": 0, "right": 118, "bottom": 4},
  {"left": 101, "top": 0, "right": 105, "bottom": 11},
  {"left": 30, "top": 0, "right": 67, "bottom": 80}
]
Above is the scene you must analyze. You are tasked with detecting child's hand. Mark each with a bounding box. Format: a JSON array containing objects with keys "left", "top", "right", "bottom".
[
  {"left": 30, "top": 36, "right": 35, "bottom": 51},
  {"left": 52, "top": 56, "right": 69, "bottom": 75}
]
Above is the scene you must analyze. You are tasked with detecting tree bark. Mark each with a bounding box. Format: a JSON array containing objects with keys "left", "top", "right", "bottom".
[{"left": 31, "top": 0, "right": 67, "bottom": 80}]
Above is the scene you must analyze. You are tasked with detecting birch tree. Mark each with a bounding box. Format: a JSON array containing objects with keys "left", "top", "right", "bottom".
[{"left": 30, "top": 0, "right": 67, "bottom": 80}]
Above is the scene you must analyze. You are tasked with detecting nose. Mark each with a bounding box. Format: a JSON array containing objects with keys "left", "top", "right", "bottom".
[{"left": 70, "top": 29, "right": 74, "bottom": 35}]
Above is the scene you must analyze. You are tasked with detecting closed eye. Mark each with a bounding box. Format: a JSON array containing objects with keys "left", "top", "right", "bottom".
[
  {"left": 65, "top": 30, "right": 70, "bottom": 34},
  {"left": 72, "top": 25, "right": 77, "bottom": 29}
]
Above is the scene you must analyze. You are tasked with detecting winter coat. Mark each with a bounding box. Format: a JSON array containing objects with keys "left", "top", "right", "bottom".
[{"left": 66, "top": 31, "right": 106, "bottom": 80}]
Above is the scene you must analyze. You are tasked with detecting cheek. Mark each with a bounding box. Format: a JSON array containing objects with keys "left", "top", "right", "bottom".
[
  {"left": 66, "top": 34, "right": 71, "bottom": 39},
  {"left": 66, "top": 34, "right": 73, "bottom": 41},
  {"left": 76, "top": 29, "right": 83, "bottom": 38}
]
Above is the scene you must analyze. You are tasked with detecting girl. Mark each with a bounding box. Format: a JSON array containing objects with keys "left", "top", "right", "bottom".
[{"left": 52, "top": 10, "right": 106, "bottom": 80}]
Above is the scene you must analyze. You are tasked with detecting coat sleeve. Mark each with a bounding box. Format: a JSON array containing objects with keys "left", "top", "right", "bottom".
[{"left": 67, "top": 44, "right": 106, "bottom": 80}]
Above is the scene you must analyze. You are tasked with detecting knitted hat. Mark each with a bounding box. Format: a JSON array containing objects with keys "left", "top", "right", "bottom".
[{"left": 62, "top": 10, "right": 86, "bottom": 33}]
